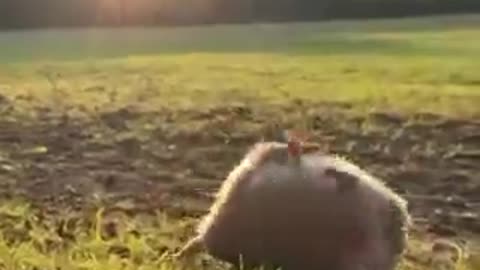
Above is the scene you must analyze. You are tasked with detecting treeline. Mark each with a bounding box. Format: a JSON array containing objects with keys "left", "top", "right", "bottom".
[{"left": 0, "top": 0, "right": 480, "bottom": 29}]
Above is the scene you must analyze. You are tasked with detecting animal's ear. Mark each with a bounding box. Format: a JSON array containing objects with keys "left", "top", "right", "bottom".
[
  {"left": 287, "top": 140, "right": 302, "bottom": 158},
  {"left": 324, "top": 168, "right": 358, "bottom": 192},
  {"left": 286, "top": 129, "right": 312, "bottom": 142},
  {"left": 285, "top": 129, "right": 311, "bottom": 158},
  {"left": 301, "top": 142, "right": 323, "bottom": 154}
]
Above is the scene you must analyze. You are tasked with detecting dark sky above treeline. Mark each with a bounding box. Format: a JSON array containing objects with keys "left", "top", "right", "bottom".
[{"left": 0, "top": 0, "right": 479, "bottom": 29}]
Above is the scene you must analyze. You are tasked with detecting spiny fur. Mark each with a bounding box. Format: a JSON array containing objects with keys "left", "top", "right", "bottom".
[
  {"left": 329, "top": 153, "right": 411, "bottom": 260},
  {"left": 197, "top": 142, "right": 289, "bottom": 236},
  {"left": 175, "top": 141, "right": 411, "bottom": 270},
  {"left": 175, "top": 141, "right": 318, "bottom": 258}
]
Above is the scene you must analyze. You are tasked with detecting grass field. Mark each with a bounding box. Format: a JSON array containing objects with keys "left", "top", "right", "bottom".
[{"left": 0, "top": 14, "right": 479, "bottom": 270}]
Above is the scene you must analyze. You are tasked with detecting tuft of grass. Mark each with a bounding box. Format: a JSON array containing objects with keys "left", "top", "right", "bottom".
[
  {"left": 0, "top": 199, "right": 476, "bottom": 270},
  {"left": 0, "top": 199, "right": 222, "bottom": 270}
]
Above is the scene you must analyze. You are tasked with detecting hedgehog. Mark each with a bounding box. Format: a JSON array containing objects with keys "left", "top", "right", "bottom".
[{"left": 174, "top": 134, "right": 411, "bottom": 270}]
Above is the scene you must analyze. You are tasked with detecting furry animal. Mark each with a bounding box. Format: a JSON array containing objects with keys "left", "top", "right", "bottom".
[{"left": 174, "top": 140, "right": 411, "bottom": 270}]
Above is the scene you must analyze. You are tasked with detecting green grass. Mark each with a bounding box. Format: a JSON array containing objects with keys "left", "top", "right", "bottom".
[
  {"left": 0, "top": 200, "right": 477, "bottom": 270},
  {"left": 1, "top": 14, "right": 480, "bottom": 117},
  {"left": 0, "top": 14, "right": 480, "bottom": 270},
  {"left": 0, "top": 200, "right": 220, "bottom": 270}
]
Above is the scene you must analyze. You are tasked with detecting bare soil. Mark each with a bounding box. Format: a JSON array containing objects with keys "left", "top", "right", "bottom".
[{"left": 0, "top": 97, "right": 479, "bottom": 240}]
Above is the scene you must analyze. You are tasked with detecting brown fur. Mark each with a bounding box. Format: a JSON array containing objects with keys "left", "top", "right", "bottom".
[{"left": 175, "top": 141, "right": 411, "bottom": 270}]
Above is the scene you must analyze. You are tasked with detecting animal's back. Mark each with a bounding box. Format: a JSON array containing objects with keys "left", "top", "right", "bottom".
[
  {"left": 241, "top": 152, "right": 409, "bottom": 269},
  {"left": 186, "top": 142, "right": 410, "bottom": 270}
]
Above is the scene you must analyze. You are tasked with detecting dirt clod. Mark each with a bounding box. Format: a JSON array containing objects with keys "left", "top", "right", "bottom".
[{"left": 0, "top": 101, "right": 478, "bottom": 238}]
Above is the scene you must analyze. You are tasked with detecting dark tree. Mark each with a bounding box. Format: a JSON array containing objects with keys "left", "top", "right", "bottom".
[{"left": 0, "top": 0, "right": 479, "bottom": 29}]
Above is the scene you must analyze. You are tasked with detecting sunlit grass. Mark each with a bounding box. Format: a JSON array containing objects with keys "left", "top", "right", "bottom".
[
  {"left": 2, "top": 53, "right": 479, "bottom": 117},
  {"left": 1, "top": 15, "right": 480, "bottom": 117},
  {"left": 0, "top": 199, "right": 476, "bottom": 270}
]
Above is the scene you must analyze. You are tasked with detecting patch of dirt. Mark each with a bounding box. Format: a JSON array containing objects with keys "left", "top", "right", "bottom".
[{"left": 0, "top": 100, "right": 478, "bottom": 239}]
